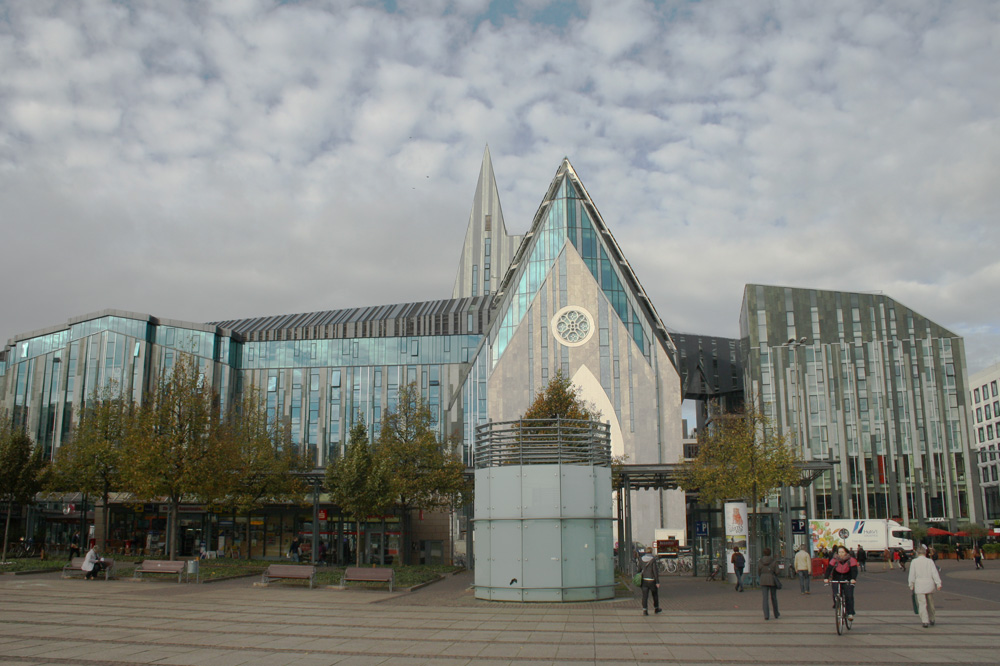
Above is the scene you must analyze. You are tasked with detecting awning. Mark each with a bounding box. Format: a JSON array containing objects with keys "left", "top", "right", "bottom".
[{"left": 926, "top": 527, "right": 953, "bottom": 536}]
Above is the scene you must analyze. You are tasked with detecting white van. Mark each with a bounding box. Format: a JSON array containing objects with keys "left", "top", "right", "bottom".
[{"left": 809, "top": 519, "right": 913, "bottom": 555}]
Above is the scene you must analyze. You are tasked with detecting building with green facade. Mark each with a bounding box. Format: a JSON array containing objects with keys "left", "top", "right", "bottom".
[{"left": 740, "top": 284, "right": 981, "bottom": 529}]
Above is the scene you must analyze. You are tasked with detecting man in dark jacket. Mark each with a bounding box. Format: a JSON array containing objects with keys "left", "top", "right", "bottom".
[
  {"left": 731, "top": 546, "right": 746, "bottom": 592},
  {"left": 639, "top": 548, "right": 661, "bottom": 616}
]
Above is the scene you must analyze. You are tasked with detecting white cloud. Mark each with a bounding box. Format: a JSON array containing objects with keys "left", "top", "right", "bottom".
[{"left": 0, "top": 0, "right": 997, "bottom": 374}]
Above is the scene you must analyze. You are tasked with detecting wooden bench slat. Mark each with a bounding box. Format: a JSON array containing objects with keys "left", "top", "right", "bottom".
[
  {"left": 133, "top": 559, "right": 186, "bottom": 583},
  {"left": 342, "top": 567, "right": 394, "bottom": 592},
  {"left": 262, "top": 564, "right": 316, "bottom": 589},
  {"left": 63, "top": 557, "right": 115, "bottom": 580}
]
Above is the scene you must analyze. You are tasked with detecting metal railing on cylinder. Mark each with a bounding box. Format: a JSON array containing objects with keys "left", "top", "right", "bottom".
[{"left": 474, "top": 418, "right": 612, "bottom": 468}]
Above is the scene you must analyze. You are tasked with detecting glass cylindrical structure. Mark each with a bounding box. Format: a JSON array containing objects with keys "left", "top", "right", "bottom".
[{"left": 473, "top": 418, "right": 614, "bottom": 601}]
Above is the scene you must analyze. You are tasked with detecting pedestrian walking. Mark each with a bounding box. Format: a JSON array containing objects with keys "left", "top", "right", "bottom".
[
  {"left": 731, "top": 546, "right": 745, "bottom": 592},
  {"left": 908, "top": 545, "right": 942, "bottom": 628},
  {"left": 973, "top": 545, "right": 984, "bottom": 570},
  {"left": 639, "top": 548, "right": 661, "bottom": 616},
  {"left": 758, "top": 547, "right": 780, "bottom": 620},
  {"left": 856, "top": 545, "right": 867, "bottom": 572},
  {"left": 794, "top": 545, "right": 811, "bottom": 594}
]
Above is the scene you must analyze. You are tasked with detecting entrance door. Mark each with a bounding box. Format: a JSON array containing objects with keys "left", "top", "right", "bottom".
[{"left": 366, "top": 530, "right": 384, "bottom": 565}]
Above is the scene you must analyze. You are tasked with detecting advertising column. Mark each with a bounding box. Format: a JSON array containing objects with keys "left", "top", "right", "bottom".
[{"left": 724, "top": 501, "right": 748, "bottom": 583}]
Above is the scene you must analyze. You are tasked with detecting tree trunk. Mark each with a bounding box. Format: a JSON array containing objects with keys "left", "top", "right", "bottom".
[
  {"left": 2, "top": 501, "right": 12, "bottom": 561},
  {"left": 400, "top": 508, "right": 409, "bottom": 566},
  {"left": 355, "top": 519, "right": 361, "bottom": 567},
  {"left": 245, "top": 512, "right": 252, "bottom": 560},
  {"left": 101, "top": 485, "right": 111, "bottom": 553},
  {"left": 380, "top": 517, "right": 386, "bottom": 566},
  {"left": 168, "top": 498, "right": 179, "bottom": 560}
]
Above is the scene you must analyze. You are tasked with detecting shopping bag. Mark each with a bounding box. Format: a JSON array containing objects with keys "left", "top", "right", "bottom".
[
  {"left": 911, "top": 591, "right": 919, "bottom": 614},
  {"left": 632, "top": 573, "right": 642, "bottom": 586}
]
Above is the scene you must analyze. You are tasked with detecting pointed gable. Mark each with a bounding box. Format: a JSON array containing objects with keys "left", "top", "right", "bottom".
[{"left": 491, "top": 158, "right": 677, "bottom": 369}]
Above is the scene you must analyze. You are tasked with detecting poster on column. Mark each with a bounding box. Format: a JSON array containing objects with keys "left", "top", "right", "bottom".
[{"left": 724, "top": 501, "right": 748, "bottom": 574}]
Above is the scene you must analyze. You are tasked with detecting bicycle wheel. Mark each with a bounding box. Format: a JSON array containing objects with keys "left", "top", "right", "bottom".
[
  {"left": 835, "top": 594, "right": 844, "bottom": 635},
  {"left": 844, "top": 602, "right": 853, "bottom": 631}
]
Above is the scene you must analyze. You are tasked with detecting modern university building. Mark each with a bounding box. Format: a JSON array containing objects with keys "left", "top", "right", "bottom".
[
  {"left": 0, "top": 149, "right": 687, "bottom": 563},
  {"left": 0, "top": 148, "right": 985, "bottom": 566},
  {"left": 740, "top": 285, "right": 983, "bottom": 531}
]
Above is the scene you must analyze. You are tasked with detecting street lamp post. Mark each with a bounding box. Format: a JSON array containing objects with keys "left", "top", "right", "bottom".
[{"left": 779, "top": 337, "right": 809, "bottom": 569}]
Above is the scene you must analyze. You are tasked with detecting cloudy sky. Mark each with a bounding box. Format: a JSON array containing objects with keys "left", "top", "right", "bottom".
[{"left": 1, "top": 0, "right": 998, "bottom": 373}]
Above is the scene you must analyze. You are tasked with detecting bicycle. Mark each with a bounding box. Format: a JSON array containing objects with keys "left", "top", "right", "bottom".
[{"left": 828, "top": 581, "right": 855, "bottom": 635}]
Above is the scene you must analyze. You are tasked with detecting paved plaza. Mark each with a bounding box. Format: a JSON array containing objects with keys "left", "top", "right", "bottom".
[{"left": 1, "top": 559, "right": 998, "bottom": 665}]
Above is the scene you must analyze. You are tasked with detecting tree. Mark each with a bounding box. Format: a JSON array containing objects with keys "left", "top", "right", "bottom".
[
  {"left": 48, "top": 384, "right": 130, "bottom": 552},
  {"left": 680, "top": 401, "right": 800, "bottom": 563},
  {"left": 519, "top": 371, "right": 602, "bottom": 463},
  {"left": 378, "top": 383, "right": 468, "bottom": 564},
  {"left": 0, "top": 419, "right": 46, "bottom": 561},
  {"left": 680, "top": 401, "right": 800, "bottom": 507},
  {"left": 521, "top": 370, "right": 598, "bottom": 421},
  {"left": 124, "top": 355, "right": 227, "bottom": 560},
  {"left": 327, "top": 417, "right": 393, "bottom": 566},
  {"left": 215, "top": 388, "right": 307, "bottom": 559}
]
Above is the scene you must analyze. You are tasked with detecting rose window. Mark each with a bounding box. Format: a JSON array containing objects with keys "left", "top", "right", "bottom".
[{"left": 551, "top": 306, "right": 595, "bottom": 347}]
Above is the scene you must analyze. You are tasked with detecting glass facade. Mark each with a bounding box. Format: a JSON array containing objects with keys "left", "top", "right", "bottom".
[
  {"left": 0, "top": 310, "right": 481, "bottom": 469},
  {"left": 969, "top": 364, "right": 1000, "bottom": 521},
  {"left": 492, "top": 175, "right": 653, "bottom": 369},
  {"left": 740, "top": 285, "right": 979, "bottom": 527}
]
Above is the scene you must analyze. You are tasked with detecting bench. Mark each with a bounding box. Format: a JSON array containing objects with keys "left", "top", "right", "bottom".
[
  {"left": 341, "top": 566, "right": 394, "bottom": 593},
  {"left": 262, "top": 564, "right": 316, "bottom": 589},
  {"left": 63, "top": 557, "right": 115, "bottom": 580},
  {"left": 133, "top": 560, "right": 186, "bottom": 583}
]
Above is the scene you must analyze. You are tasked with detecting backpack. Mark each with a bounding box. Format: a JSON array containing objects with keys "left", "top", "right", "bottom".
[{"left": 733, "top": 552, "right": 745, "bottom": 569}]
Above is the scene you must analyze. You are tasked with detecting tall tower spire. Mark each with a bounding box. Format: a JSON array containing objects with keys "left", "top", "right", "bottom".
[{"left": 452, "top": 146, "right": 523, "bottom": 299}]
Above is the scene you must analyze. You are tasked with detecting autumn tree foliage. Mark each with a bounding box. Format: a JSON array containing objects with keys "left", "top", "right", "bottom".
[
  {"left": 680, "top": 400, "right": 801, "bottom": 508},
  {"left": 521, "top": 371, "right": 598, "bottom": 421},
  {"left": 49, "top": 384, "right": 130, "bottom": 551},
  {"left": 378, "top": 383, "right": 468, "bottom": 564},
  {"left": 124, "top": 355, "right": 228, "bottom": 560},
  {"left": 216, "top": 387, "right": 307, "bottom": 558},
  {"left": 0, "top": 419, "right": 45, "bottom": 561},
  {"left": 326, "top": 417, "right": 393, "bottom": 566}
]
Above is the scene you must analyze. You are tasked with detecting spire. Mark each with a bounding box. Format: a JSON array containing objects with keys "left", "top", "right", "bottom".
[{"left": 452, "top": 146, "right": 523, "bottom": 299}]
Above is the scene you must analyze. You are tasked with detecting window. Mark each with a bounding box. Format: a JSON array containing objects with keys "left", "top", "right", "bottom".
[
  {"left": 993, "top": 380, "right": 999, "bottom": 397},
  {"left": 988, "top": 404, "right": 994, "bottom": 420},
  {"left": 976, "top": 388, "right": 981, "bottom": 403},
  {"left": 978, "top": 407, "right": 984, "bottom": 422},
  {"left": 989, "top": 425, "right": 995, "bottom": 440},
  {"left": 980, "top": 428, "right": 986, "bottom": 443}
]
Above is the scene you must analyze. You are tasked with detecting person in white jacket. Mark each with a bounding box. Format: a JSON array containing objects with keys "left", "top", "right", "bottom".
[
  {"left": 907, "top": 545, "right": 942, "bottom": 627},
  {"left": 82, "top": 545, "right": 106, "bottom": 580}
]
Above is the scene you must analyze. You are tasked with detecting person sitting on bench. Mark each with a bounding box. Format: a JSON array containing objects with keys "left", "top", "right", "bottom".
[{"left": 83, "top": 545, "right": 106, "bottom": 580}]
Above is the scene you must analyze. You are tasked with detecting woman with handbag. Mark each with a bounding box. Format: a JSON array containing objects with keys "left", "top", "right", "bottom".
[{"left": 757, "top": 547, "right": 781, "bottom": 620}]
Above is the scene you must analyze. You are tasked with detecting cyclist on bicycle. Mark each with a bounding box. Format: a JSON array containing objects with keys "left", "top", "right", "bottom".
[{"left": 824, "top": 545, "right": 858, "bottom": 621}]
